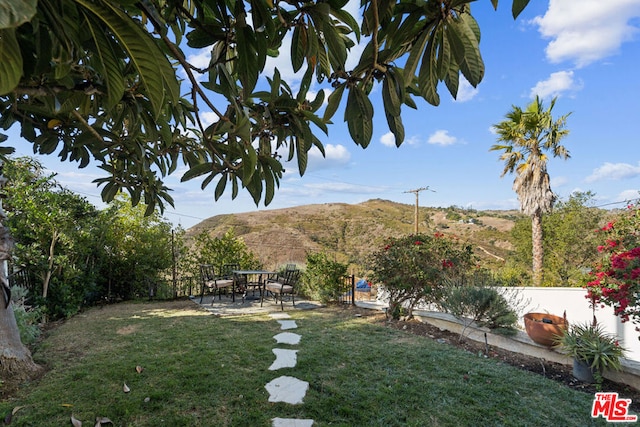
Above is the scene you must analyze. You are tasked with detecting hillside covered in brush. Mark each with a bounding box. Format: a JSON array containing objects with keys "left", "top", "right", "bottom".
[{"left": 186, "top": 199, "right": 524, "bottom": 274}]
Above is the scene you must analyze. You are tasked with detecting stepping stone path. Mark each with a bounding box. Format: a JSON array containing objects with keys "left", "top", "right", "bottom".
[{"left": 266, "top": 312, "right": 314, "bottom": 427}]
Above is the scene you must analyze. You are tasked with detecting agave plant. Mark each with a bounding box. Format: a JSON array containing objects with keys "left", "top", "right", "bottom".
[{"left": 555, "top": 321, "right": 626, "bottom": 375}]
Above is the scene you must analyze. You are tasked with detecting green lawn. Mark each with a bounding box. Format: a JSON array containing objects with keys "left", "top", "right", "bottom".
[{"left": 0, "top": 300, "right": 630, "bottom": 426}]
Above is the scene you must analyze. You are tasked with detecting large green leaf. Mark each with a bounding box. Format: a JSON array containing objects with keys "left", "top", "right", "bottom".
[
  {"left": 403, "top": 29, "right": 430, "bottom": 85},
  {"left": 0, "top": 0, "right": 37, "bottom": 29},
  {"left": 214, "top": 174, "right": 227, "bottom": 200},
  {"left": 181, "top": 162, "right": 216, "bottom": 182},
  {"left": 75, "top": 0, "right": 179, "bottom": 118},
  {"left": 83, "top": 13, "right": 125, "bottom": 110},
  {"left": 291, "top": 25, "right": 305, "bottom": 72},
  {"left": 0, "top": 28, "right": 22, "bottom": 95},
  {"left": 445, "top": 14, "right": 484, "bottom": 87},
  {"left": 322, "top": 19, "right": 347, "bottom": 71},
  {"left": 385, "top": 112, "right": 405, "bottom": 147},
  {"left": 418, "top": 29, "right": 440, "bottom": 106},
  {"left": 382, "top": 68, "right": 402, "bottom": 117},
  {"left": 323, "top": 83, "right": 345, "bottom": 122},
  {"left": 512, "top": 0, "right": 531, "bottom": 18},
  {"left": 345, "top": 86, "right": 373, "bottom": 147},
  {"left": 295, "top": 135, "right": 308, "bottom": 175},
  {"left": 263, "top": 164, "right": 275, "bottom": 205},
  {"left": 236, "top": 25, "right": 260, "bottom": 95}
]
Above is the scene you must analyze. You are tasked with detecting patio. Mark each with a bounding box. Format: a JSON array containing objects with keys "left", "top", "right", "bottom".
[{"left": 190, "top": 293, "right": 322, "bottom": 316}]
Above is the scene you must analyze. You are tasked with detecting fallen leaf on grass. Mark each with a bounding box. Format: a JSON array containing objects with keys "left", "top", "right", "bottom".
[
  {"left": 94, "top": 416, "right": 113, "bottom": 426},
  {"left": 71, "top": 415, "right": 82, "bottom": 427},
  {"left": 61, "top": 404, "right": 74, "bottom": 408},
  {"left": 135, "top": 365, "right": 143, "bottom": 374},
  {"left": 123, "top": 383, "right": 130, "bottom": 393}
]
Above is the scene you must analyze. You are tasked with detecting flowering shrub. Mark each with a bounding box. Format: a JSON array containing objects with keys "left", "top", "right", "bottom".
[
  {"left": 585, "top": 202, "right": 640, "bottom": 331},
  {"left": 369, "top": 233, "right": 474, "bottom": 319}
]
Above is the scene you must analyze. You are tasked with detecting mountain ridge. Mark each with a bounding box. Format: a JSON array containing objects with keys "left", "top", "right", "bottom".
[{"left": 186, "top": 199, "right": 524, "bottom": 273}]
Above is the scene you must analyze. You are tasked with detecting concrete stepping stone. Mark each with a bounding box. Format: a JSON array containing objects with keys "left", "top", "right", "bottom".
[
  {"left": 265, "top": 376, "right": 309, "bottom": 404},
  {"left": 272, "top": 418, "right": 314, "bottom": 427},
  {"left": 274, "top": 332, "right": 301, "bottom": 345},
  {"left": 269, "top": 348, "right": 298, "bottom": 370},
  {"left": 269, "top": 312, "right": 292, "bottom": 320},
  {"left": 277, "top": 320, "right": 298, "bottom": 330}
]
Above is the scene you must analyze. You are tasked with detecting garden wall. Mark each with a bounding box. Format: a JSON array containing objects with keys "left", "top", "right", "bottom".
[
  {"left": 371, "top": 285, "right": 639, "bottom": 362},
  {"left": 508, "top": 287, "right": 639, "bottom": 363}
]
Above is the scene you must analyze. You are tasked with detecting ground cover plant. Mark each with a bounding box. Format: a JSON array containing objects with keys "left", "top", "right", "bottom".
[{"left": 0, "top": 300, "right": 634, "bottom": 426}]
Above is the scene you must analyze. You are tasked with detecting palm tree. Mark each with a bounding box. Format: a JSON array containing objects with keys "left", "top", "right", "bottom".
[{"left": 490, "top": 96, "right": 571, "bottom": 286}]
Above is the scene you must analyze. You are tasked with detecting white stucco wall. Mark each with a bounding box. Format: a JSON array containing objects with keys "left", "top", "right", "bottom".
[
  {"left": 505, "top": 287, "right": 639, "bottom": 362},
  {"left": 373, "top": 285, "right": 639, "bottom": 362}
]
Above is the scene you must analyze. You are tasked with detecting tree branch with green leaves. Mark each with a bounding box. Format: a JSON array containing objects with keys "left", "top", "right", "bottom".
[{"left": 0, "top": 0, "right": 531, "bottom": 213}]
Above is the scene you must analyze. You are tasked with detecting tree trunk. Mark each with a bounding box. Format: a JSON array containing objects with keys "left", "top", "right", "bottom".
[
  {"left": 531, "top": 213, "right": 544, "bottom": 286},
  {"left": 0, "top": 162, "right": 41, "bottom": 382},
  {"left": 0, "top": 303, "right": 42, "bottom": 382},
  {"left": 42, "top": 230, "right": 59, "bottom": 299}
]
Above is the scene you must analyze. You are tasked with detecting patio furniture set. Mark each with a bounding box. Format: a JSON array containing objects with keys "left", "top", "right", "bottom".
[{"left": 199, "top": 263, "right": 301, "bottom": 310}]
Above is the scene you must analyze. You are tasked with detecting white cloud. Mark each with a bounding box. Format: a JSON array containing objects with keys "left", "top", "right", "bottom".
[
  {"left": 380, "top": 132, "right": 396, "bottom": 147},
  {"left": 200, "top": 111, "right": 220, "bottom": 128},
  {"left": 182, "top": 49, "right": 212, "bottom": 82},
  {"left": 550, "top": 176, "right": 569, "bottom": 188},
  {"left": 263, "top": 33, "right": 302, "bottom": 84},
  {"left": 454, "top": 78, "right": 479, "bottom": 102},
  {"left": 585, "top": 162, "right": 640, "bottom": 182},
  {"left": 617, "top": 189, "right": 640, "bottom": 202},
  {"left": 380, "top": 132, "right": 421, "bottom": 147},
  {"left": 427, "top": 130, "right": 457, "bottom": 146},
  {"left": 304, "top": 182, "right": 381, "bottom": 194},
  {"left": 306, "top": 144, "right": 351, "bottom": 171},
  {"left": 530, "top": 70, "right": 583, "bottom": 99},
  {"left": 532, "top": 0, "right": 640, "bottom": 67}
]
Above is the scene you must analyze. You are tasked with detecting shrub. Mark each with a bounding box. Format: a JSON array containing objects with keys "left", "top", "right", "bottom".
[
  {"left": 369, "top": 233, "right": 474, "bottom": 319},
  {"left": 10, "top": 286, "right": 43, "bottom": 345},
  {"left": 300, "top": 252, "right": 348, "bottom": 303},
  {"left": 585, "top": 201, "right": 640, "bottom": 331},
  {"left": 439, "top": 281, "right": 518, "bottom": 336}
]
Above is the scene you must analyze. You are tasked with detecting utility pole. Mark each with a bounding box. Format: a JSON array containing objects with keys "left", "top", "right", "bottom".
[{"left": 404, "top": 187, "right": 435, "bottom": 234}]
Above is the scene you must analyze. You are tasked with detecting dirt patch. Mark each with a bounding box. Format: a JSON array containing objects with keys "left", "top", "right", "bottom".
[{"left": 116, "top": 325, "right": 139, "bottom": 335}]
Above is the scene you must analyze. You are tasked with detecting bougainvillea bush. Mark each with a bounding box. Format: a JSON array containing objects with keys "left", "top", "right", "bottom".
[
  {"left": 585, "top": 202, "right": 640, "bottom": 337},
  {"left": 369, "top": 233, "right": 474, "bottom": 319}
]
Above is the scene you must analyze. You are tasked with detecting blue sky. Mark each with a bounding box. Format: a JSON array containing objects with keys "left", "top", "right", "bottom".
[{"left": 9, "top": 0, "right": 640, "bottom": 229}]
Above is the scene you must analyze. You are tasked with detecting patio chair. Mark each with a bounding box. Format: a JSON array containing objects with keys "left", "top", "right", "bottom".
[
  {"left": 220, "top": 263, "right": 240, "bottom": 280},
  {"left": 199, "top": 264, "right": 235, "bottom": 303},
  {"left": 266, "top": 264, "right": 298, "bottom": 285},
  {"left": 233, "top": 271, "right": 248, "bottom": 301},
  {"left": 262, "top": 269, "right": 301, "bottom": 310}
]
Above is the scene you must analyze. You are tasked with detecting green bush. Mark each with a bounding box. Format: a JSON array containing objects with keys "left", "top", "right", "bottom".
[
  {"left": 10, "top": 286, "right": 43, "bottom": 345},
  {"left": 439, "top": 275, "right": 518, "bottom": 335},
  {"left": 300, "top": 252, "right": 348, "bottom": 303}
]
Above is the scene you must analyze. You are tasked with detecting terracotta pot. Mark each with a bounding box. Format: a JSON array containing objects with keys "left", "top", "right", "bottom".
[{"left": 523, "top": 312, "right": 568, "bottom": 347}]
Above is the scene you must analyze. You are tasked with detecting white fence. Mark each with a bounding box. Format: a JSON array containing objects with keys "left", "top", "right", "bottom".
[
  {"left": 508, "top": 287, "right": 639, "bottom": 362},
  {"left": 374, "top": 285, "right": 640, "bottom": 362}
]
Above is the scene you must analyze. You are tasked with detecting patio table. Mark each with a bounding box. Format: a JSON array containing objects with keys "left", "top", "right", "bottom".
[{"left": 233, "top": 270, "right": 275, "bottom": 301}]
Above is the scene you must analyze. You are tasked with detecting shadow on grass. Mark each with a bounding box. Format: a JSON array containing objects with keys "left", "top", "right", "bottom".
[{"left": 0, "top": 300, "right": 620, "bottom": 426}]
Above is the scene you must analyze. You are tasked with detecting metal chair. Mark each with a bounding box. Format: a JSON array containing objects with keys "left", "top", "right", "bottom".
[
  {"left": 266, "top": 264, "right": 298, "bottom": 285},
  {"left": 262, "top": 269, "right": 300, "bottom": 310},
  {"left": 199, "top": 264, "right": 235, "bottom": 303}
]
